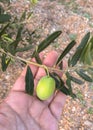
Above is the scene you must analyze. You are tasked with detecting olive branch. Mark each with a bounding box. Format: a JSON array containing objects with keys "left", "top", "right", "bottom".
[{"left": 0, "top": 1, "right": 93, "bottom": 99}]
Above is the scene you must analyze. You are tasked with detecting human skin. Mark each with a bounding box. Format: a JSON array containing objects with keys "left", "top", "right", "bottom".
[{"left": 0, "top": 51, "right": 67, "bottom": 130}]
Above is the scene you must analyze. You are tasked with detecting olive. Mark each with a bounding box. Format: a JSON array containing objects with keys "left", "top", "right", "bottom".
[
  {"left": 36, "top": 76, "right": 55, "bottom": 100},
  {"left": 31, "top": 0, "right": 38, "bottom": 4}
]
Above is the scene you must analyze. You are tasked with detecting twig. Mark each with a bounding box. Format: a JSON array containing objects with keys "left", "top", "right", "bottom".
[{"left": 0, "top": 49, "right": 92, "bottom": 74}]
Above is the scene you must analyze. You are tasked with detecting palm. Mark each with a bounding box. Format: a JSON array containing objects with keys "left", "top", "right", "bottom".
[{"left": 0, "top": 51, "right": 66, "bottom": 130}]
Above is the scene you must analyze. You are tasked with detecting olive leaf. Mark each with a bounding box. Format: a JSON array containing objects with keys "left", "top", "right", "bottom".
[
  {"left": 80, "top": 37, "right": 93, "bottom": 65},
  {"left": 88, "top": 36, "right": 93, "bottom": 49},
  {"left": 8, "top": 40, "right": 20, "bottom": 55},
  {"left": 66, "top": 78, "right": 76, "bottom": 98},
  {"left": 76, "top": 69, "right": 93, "bottom": 82},
  {"left": 32, "top": 31, "right": 62, "bottom": 57},
  {"left": 84, "top": 43, "right": 92, "bottom": 65},
  {"left": 8, "top": 26, "right": 23, "bottom": 55},
  {"left": 50, "top": 72, "right": 71, "bottom": 95},
  {"left": 0, "top": 5, "right": 4, "bottom": 15},
  {"left": 15, "top": 44, "right": 33, "bottom": 52},
  {"left": 1, "top": 34, "right": 13, "bottom": 43},
  {"left": 15, "top": 26, "right": 23, "bottom": 42},
  {"left": 56, "top": 40, "right": 76, "bottom": 65},
  {"left": 66, "top": 72, "right": 77, "bottom": 98},
  {"left": 70, "top": 32, "right": 90, "bottom": 66},
  {"left": 66, "top": 72, "right": 84, "bottom": 85},
  {"left": 34, "top": 52, "right": 42, "bottom": 64},
  {"left": 1, "top": 54, "right": 11, "bottom": 71},
  {"left": 0, "top": 23, "right": 10, "bottom": 37},
  {"left": 25, "top": 66, "right": 34, "bottom": 95},
  {"left": 38, "top": 31, "right": 62, "bottom": 53},
  {"left": 87, "top": 68, "right": 93, "bottom": 79},
  {"left": 0, "top": 14, "right": 11, "bottom": 23},
  {"left": 19, "top": 10, "right": 26, "bottom": 21}
]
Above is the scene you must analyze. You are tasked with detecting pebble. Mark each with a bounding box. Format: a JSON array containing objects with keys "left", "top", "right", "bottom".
[{"left": 84, "top": 120, "right": 93, "bottom": 127}]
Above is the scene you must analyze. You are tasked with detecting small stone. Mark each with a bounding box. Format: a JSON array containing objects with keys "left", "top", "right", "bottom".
[
  {"left": 72, "top": 107, "right": 76, "bottom": 112},
  {"left": 84, "top": 120, "right": 93, "bottom": 127}
]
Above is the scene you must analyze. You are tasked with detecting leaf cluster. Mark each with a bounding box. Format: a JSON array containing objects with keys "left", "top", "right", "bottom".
[
  {"left": 0, "top": 3, "right": 39, "bottom": 71},
  {"left": 0, "top": 1, "right": 93, "bottom": 99},
  {"left": 25, "top": 31, "right": 93, "bottom": 98}
]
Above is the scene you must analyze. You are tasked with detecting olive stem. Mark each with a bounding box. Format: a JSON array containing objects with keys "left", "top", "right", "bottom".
[
  {"left": 43, "top": 65, "right": 49, "bottom": 76},
  {"left": 0, "top": 49, "right": 92, "bottom": 73},
  {"left": 0, "top": 49, "right": 63, "bottom": 73}
]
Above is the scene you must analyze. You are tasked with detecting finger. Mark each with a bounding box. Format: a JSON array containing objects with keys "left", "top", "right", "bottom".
[
  {"left": 35, "top": 51, "right": 58, "bottom": 82},
  {"left": 12, "top": 53, "right": 44, "bottom": 91},
  {"left": 49, "top": 91, "right": 67, "bottom": 120}
]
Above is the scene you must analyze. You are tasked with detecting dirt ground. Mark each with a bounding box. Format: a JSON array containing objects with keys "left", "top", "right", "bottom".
[{"left": 0, "top": 0, "right": 93, "bottom": 130}]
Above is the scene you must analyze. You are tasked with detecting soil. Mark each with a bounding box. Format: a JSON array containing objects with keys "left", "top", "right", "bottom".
[{"left": 0, "top": 0, "right": 93, "bottom": 130}]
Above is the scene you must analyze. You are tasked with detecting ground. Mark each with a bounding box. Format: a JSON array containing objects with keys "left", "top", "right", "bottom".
[{"left": 0, "top": 0, "right": 93, "bottom": 130}]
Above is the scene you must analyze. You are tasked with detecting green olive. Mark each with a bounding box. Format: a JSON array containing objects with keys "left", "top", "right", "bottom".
[
  {"left": 31, "top": 0, "right": 38, "bottom": 4},
  {"left": 36, "top": 76, "right": 55, "bottom": 100}
]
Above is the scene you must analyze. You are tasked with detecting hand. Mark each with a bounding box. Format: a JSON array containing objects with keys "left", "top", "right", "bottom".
[{"left": 0, "top": 51, "right": 67, "bottom": 130}]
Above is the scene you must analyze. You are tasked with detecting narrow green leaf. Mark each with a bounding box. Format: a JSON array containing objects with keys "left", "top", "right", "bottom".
[
  {"left": 0, "top": 23, "right": 10, "bottom": 37},
  {"left": 0, "top": 41, "right": 7, "bottom": 51},
  {"left": 86, "top": 36, "right": 93, "bottom": 51},
  {"left": 70, "top": 32, "right": 90, "bottom": 66},
  {"left": 1, "top": 54, "right": 11, "bottom": 71},
  {"left": 25, "top": 66, "right": 34, "bottom": 95},
  {"left": 2, "top": 34, "right": 13, "bottom": 43},
  {"left": 8, "top": 40, "right": 19, "bottom": 55},
  {"left": 66, "top": 72, "right": 77, "bottom": 98},
  {"left": 15, "top": 44, "right": 33, "bottom": 52},
  {"left": 16, "top": 26, "right": 23, "bottom": 42},
  {"left": 80, "top": 42, "right": 88, "bottom": 63},
  {"left": 89, "top": 36, "right": 93, "bottom": 49},
  {"left": 66, "top": 72, "right": 84, "bottom": 85},
  {"left": 0, "top": 14, "right": 11, "bottom": 23},
  {"left": 80, "top": 37, "right": 93, "bottom": 65},
  {"left": 50, "top": 72, "right": 71, "bottom": 95},
  {"left": 70, "top": 76, "right": 84, "bottom": 85},
  {"left": 84, "top": 42, "right": 92, "bottom": 65},
  {"left": 20, "top": 11, "right": 26, "bottom": 21},
  {"left": 66, "top": 78, "right": 72, "bottom": 91},
  {"left": 76, "top": 69, "right": 93, "bottom": 82},
  {"left": 35, "top": 52, "right": 42, "bottom": 64},
  {"left": 38, "top": 31, "right": 62, "bottom": 52},
  {"left": 91, "top": 50, "right": 93, "bottom": 58},
  {"left": 77, "top": 32, "right": 90, "bottom": 50},
  {"left": 87, "top": 68, "right": 93, "bottom": 79},
  {"left": 8, "top": 27, "right": 23, "bottom": 55},
  {"left": 0, "top": 6, "right": 4, "bottom": 15},
  {"left": 68, "top": 58, "right": 71, "bottom": 67},
  {"left": 1, "top": 54, "right": 6, "bottom": 71},
  {"left": 56, "top": 40, "right": 76, "bottom": 65},
  {"left": 59, "top": 78, "right": 71, "bottom": 95},
  {"left": 70, "top": 49, "right": 81, "bottom": 66},
  {"left": 66, "top": 78, "right": 76, "bottom": 98},
  {"left": 32, "top": 31, "right": 62, "bottom": 57},
  {"left": 27, "top": 12, "right": 33, "bottom": 19}
]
